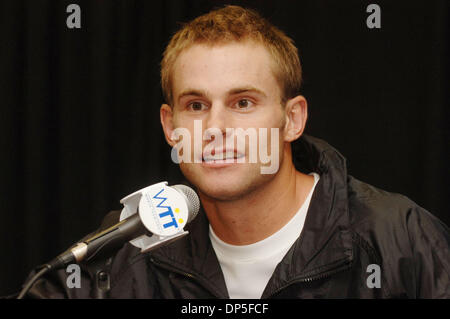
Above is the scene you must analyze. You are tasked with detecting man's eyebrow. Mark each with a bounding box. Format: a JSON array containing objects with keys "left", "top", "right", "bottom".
[
  {"left": 178, "top": 89, "right": 208, "bottom": 101},
  {"left": 177, "top": 86, "right": 267, "bottom": 102},
  {"left": 227, "top": 86, "right": 267, "bottom": 98}
]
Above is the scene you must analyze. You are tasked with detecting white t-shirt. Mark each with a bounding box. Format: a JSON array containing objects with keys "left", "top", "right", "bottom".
[{"left": 209, "top": 173, "right": 320, "bottom": 299}]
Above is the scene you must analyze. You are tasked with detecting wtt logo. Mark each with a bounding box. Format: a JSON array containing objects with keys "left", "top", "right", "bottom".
[
  {"left": 153, "top": 188, "right": 183, "bottom": 230},
  {"left": 137, "top": 183, "right": 189, "bottom": 237}
]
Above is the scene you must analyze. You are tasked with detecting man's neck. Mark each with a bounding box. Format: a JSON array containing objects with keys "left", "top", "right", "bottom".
[{"left": 200, "top": 151, "right": 315, "bottom": 245}]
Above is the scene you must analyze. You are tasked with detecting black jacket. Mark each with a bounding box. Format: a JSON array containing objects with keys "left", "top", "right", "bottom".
[{"left": 27, "top": 135, "right": 450, "bottom": 298}]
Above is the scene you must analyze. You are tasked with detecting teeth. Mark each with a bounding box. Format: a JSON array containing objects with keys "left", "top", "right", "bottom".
[{"left": 203, "top": 151, "right": 244, "bottom": 162}]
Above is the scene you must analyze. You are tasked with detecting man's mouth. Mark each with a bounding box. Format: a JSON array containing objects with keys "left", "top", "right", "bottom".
[{"left": 202, "top": 150, "right": 245, "bottom": 163}]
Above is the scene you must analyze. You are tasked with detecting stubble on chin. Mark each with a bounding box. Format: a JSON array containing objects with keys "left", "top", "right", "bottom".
[{"left": 179, "top": 162, "right": 275, "bottom": 202}]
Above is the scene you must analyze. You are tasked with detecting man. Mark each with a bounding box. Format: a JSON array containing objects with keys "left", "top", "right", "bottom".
[{"left": 27, "top": 5, "right": 448, "bottom": 298}]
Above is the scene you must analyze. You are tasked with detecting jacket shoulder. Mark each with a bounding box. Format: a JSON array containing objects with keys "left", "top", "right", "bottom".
[
  {"left": 346, "top": 175, "right": 448, "bottom": 245},
  {"left": 346, "top": 176, "right": 450, "bottom": 298},
  {"left": 347, "top": 176, "right": 421, "bottom": 224}
]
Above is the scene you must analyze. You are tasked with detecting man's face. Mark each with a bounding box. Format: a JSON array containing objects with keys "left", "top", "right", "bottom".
[{"left": 162, "top": 41, "right": 289, "bottom": 201}]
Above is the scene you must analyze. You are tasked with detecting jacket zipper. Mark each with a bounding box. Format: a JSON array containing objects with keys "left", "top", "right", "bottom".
[
  {"left": 265, "top": 259, "right": 353, "bottom": 298},
  {"left": 150, "top": 256, "right": 352, "bottom": 299},
  {"left": 148, "top": 257, "right": 226, "bottom": 298}
]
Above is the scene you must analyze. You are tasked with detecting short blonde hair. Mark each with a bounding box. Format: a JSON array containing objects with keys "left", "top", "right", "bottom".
[{"left": 161, "top": 5, "right": 302, "bottom": 105}]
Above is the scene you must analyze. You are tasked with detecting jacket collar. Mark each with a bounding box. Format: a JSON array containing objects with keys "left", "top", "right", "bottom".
[
  {"left": 261, "top": 135, "right": 354, "bottom": 297},
  {"left": 150, "top": 134, "right": 353, "bottom": 298}
]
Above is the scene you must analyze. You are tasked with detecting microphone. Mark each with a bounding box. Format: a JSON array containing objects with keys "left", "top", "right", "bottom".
[
  {"left": 47, "top": 182, "right": 200, "bottom": 270},
  {"left": 17, "top": 182, "right": 200, "bottom": 299}
]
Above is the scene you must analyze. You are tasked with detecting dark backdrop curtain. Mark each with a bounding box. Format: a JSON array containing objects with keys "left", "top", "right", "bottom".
[{"left": 0, "top": 0, "right": 448, "bottom": 296}]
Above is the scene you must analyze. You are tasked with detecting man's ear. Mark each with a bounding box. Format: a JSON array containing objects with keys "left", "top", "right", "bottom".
[
  {"left": 283, "top": 95, "right": 308, "bottom": 142},
  {"left": 160, "top": 104, "right": 176, "bottom": 147}
]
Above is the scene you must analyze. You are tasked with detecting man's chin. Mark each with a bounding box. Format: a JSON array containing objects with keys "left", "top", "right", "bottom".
[
  {"left": 181, "top": 167, "right": 272, "bottom": 202},
  {"left": 189, "top": 174, "right": 246, "bottom": 200},
  {"left": 197, "top": 185, "right": 249, "bottom": 202}
]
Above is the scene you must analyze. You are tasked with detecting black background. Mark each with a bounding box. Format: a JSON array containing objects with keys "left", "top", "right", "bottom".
[{"left": 0, "top": 0, "right": 448, "bottom": 296}]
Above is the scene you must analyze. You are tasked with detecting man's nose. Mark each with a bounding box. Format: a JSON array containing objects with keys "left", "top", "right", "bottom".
[{"left": 204, "top": 103, "right": 228, "bottom": 133}]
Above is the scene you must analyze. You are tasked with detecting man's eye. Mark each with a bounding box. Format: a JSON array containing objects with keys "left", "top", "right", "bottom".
[
  {"left": 235, "top": 99, "right": 254, "bottom": 109},
  {"left": 188, "top": 102, "right": 206, "bottom": 111}
]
